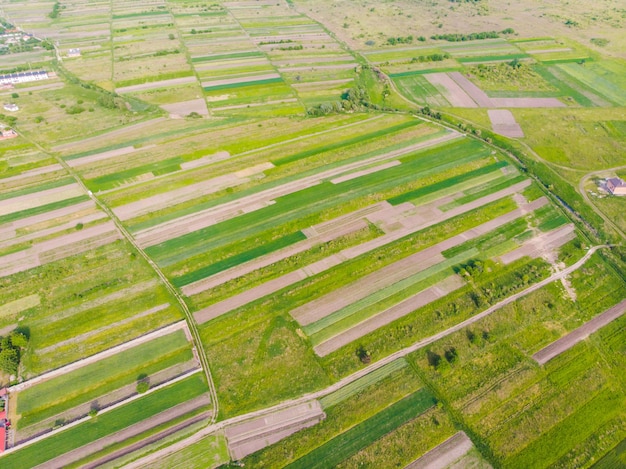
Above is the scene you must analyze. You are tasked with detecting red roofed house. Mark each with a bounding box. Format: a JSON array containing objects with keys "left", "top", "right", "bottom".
[{"left": 0, "top": 426, "right": 5, "bottom": 453}]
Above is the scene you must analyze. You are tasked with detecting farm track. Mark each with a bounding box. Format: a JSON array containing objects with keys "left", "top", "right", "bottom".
[
  {"left": 125, "top": 246, "right": 607, "bottom": 468},
  {"left": 10, "top": 133, "right": 219, "bottom": 421}
]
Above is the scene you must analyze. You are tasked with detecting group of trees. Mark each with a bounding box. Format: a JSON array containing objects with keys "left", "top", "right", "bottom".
[
  {"left": 0, "top": 330, "right": 29, "bottom": 377},
  {"left": 431, "top": 28, "right": 514, "bottom": 42},
  {"left": 307, "top": 84, "right": 370, "bottom": 116}
]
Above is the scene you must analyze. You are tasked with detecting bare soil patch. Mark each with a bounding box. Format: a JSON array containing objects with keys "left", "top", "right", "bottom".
[
  {"left": 160, "top": 98, "right": 209, "bottom": 117},
  {"left": 490, "top": 97, "right": 566, "bottom": 108},
  {"left": 405, "top": 431, "right": 474, "bottom": 469},
  {"left": 500, "top": 224, "right": 575, "bottom": 265},
  {"left": 533, "top": 298, "right": 626, "bottom": 365},
  {"left": 488, "top": 109, "right": 524, "bottom": 138},
  {"left": 448, "top": 72, "right": 493, "bottom": 107},
  {"left": 225, "top": 400, "right": 324, "bottom": 460},
  {"left": 425, "top": 73, "right": 477, "bottom": 108}
]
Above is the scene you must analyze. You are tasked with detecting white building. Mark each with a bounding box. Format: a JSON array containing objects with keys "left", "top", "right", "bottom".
[{"left": 0, "top": 70, "right": 49, "bottom": 85}]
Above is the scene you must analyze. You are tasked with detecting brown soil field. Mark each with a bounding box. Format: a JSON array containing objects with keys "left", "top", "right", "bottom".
[
  {"left": 499, "top": 224, "right": 575, "bottom": 264},
  {"left": 66, "top": 146, "right": 153, "bottom": 168},
  {"left": 490, "top": 97, "right": 566, "bottom": 108},
  {"left": 488, "top": 109, "right": 524, "bottom": 138},
  {"left": 314, "top": 275, "right": 465, "bottom": 357},
  {"left": 425, "top": 73, "right": 477, "bottom": 108},
  {"left": 225, "top": 400, "right": 324, "bottom": 460},
  {"left": 160, "top": 99, "right": 209, "bottom": 117},
  {"left": 532, "top": 298, "right": 626, "bottom": 365},
  {"left": 448, "top": 72, "right": 493, "bottom": 107},
  {"left": 279, "top": 63, "right": 356, "bottom": 73},
  {"left": 405, "top": 431, "right": 474, "bottom": 469},
  {"left": 116, "top": 77, "right": 198, "bottom": 94},
  {"left": 0, "top": 164, "right": 64, "bottom": 184}
]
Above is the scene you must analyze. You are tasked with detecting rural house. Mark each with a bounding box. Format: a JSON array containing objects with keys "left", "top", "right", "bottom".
[{"left": 607, "top": 177, "right": 626, "bottom": 196}]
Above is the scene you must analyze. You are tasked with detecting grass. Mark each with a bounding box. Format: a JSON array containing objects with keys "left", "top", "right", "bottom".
[
  {"left": 286, "top": 388, "right": 435, "bottom": 469},
  {"left": 591, "top": 437, "right": 626, "bottom": 468},
  {"left": 0, "top": 176, "right": 74, "bottom": 202},
  {"left": 319, "top": 359, "right": 408, "bottom": 409},
  {"left": 142, "top": 433, "right": 229, "bottom": 469},
  {"left": 203, "top": 77, "right": 283, "bottom": 92},
  {"left": 16, "top": 330, "right": 191, "bottom": 428},
  {"left": 2, "top": 374, "right": 208, "bottom": 469}
]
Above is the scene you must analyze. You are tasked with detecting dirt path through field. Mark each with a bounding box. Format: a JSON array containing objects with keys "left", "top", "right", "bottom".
[
  {"left": 405, "top": 431, "right": 474, "bottom": 469},
  {"left": 533, "top": 298, "right": 626, "bottom": 365}
]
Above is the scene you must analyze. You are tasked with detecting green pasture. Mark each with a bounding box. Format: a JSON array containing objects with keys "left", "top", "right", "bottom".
[
  {"left": 2, "top": 374, "right": 208, "bottom": 469},
  {"left": 393, "top": 75, "right": 451, "bottom": 107},
  {"left": 16, "top": 330, "right": 192, "bottom": 428}
]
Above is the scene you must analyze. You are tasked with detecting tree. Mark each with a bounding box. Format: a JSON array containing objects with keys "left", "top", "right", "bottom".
[
  {"left": 9, "top": 331, "right": 28, "bottom": 348},
  {"left": 168, "top": 33, "right": 175, "bottom": 40},
  {"left": 0, "top": 348, "right": 19, "bottom": 375}
]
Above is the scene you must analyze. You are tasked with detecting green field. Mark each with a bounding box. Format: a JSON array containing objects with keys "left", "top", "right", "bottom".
[
  {"left": 2, "top": 374, "right": 209, "bottom": 469},
  {"left": 16, "top": 330, "right": 192, "bottom": 429}
]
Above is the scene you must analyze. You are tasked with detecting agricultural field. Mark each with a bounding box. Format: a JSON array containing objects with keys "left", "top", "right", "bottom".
[{"left": 0, "top": 0, "right": 624, "bottom": 467}]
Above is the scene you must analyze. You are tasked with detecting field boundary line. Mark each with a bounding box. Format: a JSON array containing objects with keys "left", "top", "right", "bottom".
[
  {"left": 2, "top": 368, "right": 202, "bottom": 456},
  {"left": 9, "top": 321, "right": 186, "bottom": 393}
]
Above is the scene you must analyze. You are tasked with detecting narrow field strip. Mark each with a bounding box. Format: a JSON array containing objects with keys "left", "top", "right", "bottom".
[
  {"left": 116, "top": 76, "right": 198, "bottom": 94},
  {"left": 319, "top": 359, "right": 408, "bottom": 409},
  {"left": 533, "top": 299, "right": 626, "bottom": 365},
  {"left": 404, "top": 431, "right": 474, "bottom": 469},
  {"left": 0, "top": 183, "right": 85, "bottom": 218},
  {"left": 225, "top": 401, "right": 324, "bottom": 460},
  {"left": 500, "top": 224, "right": 575, "bottom": 264},
  {"left": 314, "top": 276, "right": 466, "bottom": 357}
]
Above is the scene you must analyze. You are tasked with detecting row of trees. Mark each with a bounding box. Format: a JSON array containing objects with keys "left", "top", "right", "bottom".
[{"left": 431, "top": 28, "right": 514, "bottom": 42}]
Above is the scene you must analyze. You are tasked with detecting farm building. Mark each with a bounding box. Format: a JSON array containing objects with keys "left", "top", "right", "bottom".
[
  {"left": 0, "top": 70, "right": 49, "bottom": 85},
  {"left": 67, "top": 48, "right": 81, "bottom": 57},
  {"left": 3, "top": 103, "right": 18, "bottom": 112},
  {"left": 0, "top": 128, "right": 17, "bottom": 140},
  {"left": 607, "top": 177, "right": 626, "bottom": 196}
]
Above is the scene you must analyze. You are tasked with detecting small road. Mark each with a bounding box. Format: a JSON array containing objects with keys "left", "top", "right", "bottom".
[{"left": 125, "top": 245, "right": 607, "bottom": 468}]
